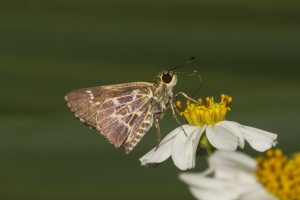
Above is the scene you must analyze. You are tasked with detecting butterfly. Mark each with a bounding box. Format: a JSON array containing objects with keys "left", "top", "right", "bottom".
[{"left": 65, "top": 57, "right": 197, "bottom": 154}]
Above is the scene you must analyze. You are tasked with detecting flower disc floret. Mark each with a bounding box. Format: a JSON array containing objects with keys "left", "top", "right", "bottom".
[
  {"left": 256, "top": 149, "right": 300, "bottom": 200},
  {"left": 177, "top": 94, "right": 232, "bottom": 126}
]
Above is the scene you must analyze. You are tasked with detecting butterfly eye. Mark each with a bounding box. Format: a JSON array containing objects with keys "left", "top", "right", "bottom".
[{"left": 162, "top": 73, "right": 172, "bottom": 83}]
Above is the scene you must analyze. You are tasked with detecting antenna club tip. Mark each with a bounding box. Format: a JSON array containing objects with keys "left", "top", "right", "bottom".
[
  {"left": 168, "top": 56, "right": 195, "bottom": 71},
  {"left": 186, "top": 56, "right": 195, "bottom": 64},
  {"left": 188, "top": 57, "right": 195, "bottom": 62}
]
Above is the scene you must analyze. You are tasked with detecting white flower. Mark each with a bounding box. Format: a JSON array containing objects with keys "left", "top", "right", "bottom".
[
  {"left": 179, "top": 150, "right": 278, "bottom": 200},
  {"left": 140, "top": 124, "right": 203, "bottom": 170},
  {"left": 140, "top": 121, "right": 277, "bottom": 170},
  {"left": 140, "top": 94, "right": 278, "bottom": 170}
]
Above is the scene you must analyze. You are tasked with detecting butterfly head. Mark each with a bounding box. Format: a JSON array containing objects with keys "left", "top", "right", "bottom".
[
  {"left": 159, "top": 70, "right": 177, "bottom": 88},
  {"left": 156, "top": 56, "right": 195, "bottom": 88}
]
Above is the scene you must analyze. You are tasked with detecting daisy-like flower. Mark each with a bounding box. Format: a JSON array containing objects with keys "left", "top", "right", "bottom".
[
  {"left": 179, "top": 149, "right": 300, "bottom": 200},
  {"left": 140, "top": 94, "right": 278, "bottom": 170}
]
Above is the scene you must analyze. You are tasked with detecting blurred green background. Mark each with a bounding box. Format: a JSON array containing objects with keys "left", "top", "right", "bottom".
[{"left": 1, "top": 0, "right": 300, "bottom": 199}]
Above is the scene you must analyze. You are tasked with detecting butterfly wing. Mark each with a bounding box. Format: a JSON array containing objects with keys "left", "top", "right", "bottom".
[{"left": 65, "top": 82, "right": 154, "bottom": 153}]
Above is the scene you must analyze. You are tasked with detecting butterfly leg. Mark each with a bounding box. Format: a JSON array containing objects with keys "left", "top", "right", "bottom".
[
  {"left": 170, "top": 101, "right": 188, "bottom": 137},
  {"left": 154, "top": 114, "right": 162, "bottom": 151},
  {"left": 174, "top": 91, "right": 201, "bottom": 105}
]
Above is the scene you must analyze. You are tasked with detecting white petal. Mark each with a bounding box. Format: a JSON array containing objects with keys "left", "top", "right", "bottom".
[
  {"left": 139, "top": 124, "right": 190, "bottom": 165},
  {"left": 214, "top": 168, "right": 257, "bottom": 184},
  {"left": 178, "top": 168, "right": 214, "bottom": 186},
  {"left": 215, "top": 121, "right": 245, "bottom": 148},
  {"left": 161, "top": 124, "right": 191, "bottom": 144},
  {"left": 206, "top": 125, "right": 238, "bottom": 151},
  {"left": 241, "top": 128, "right": 275, "bottom": 152},
  {"left": 140, "top": 139, "right": 173, "bottom": 165},
  {"left": 240, "top": 188, "right": 278, "bottom": 200},
  {"left": 243, "top": 125, "right": 277, "bottom": 140},
  {"left": 231, "top": 122, "right": 278, "bottom": 152},
  {"left": 244, "top": 134, "right": 273, "bottom": 152},
  {"left": 209, "top": 150, "right": 256, "bottom": 172},
  {"left": 180, "top": 175, "right": 255, "bottom": 200},
  {"left": 171, "top": 125, "right": 206, "bottom": 170},
  {"left": 180, "top": 173, "right": 255, "bottom": 192},
  {"left": 188, "top": 186, "right": 238, "bottom": 200}
]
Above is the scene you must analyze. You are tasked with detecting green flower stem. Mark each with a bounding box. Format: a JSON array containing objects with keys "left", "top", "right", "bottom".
[{"left": 199, "top": 133, "right": 215, "bottom": 155}]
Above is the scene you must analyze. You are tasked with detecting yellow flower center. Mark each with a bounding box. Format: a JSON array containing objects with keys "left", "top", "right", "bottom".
[
  {"left": 255, "top": 149, "right": 300, "bottom": 200},
  {"left": 176, "top": 94, "right": 232, "bottom": 127}
]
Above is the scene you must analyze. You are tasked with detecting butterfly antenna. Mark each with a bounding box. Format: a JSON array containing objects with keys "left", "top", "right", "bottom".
[
  {"left": 186, "top": 72, "right": 202, "bottom": 98},
  {"left": 168, "top": 57, "right": 195, "bottom": 71},
  {"left": 177, "top": 70, "right": 202, "bottom": 98}
]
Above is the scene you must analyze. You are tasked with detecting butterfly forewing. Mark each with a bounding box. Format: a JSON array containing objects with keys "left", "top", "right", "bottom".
[{"left": 65, "top": 82, "right": 154, "bottom": 153}]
